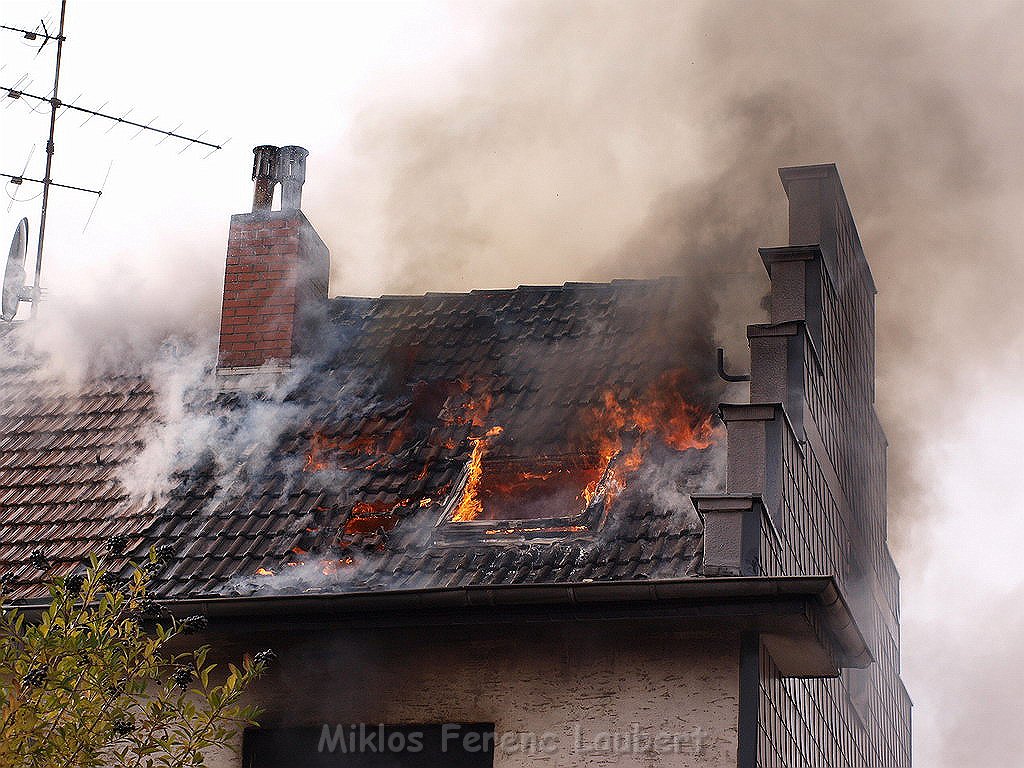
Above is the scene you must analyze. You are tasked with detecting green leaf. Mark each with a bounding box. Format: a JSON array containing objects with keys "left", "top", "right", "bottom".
[{"left": 0, "top": 552, "right": 270, "bottom": 767}]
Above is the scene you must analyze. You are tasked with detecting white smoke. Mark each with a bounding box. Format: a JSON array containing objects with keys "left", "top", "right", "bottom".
[
  {"left": 119, "top": 347, "right": 308, "bottom": 510},
  {"left": 1, "top": 2, "right": 1019, "bottom": 763}
]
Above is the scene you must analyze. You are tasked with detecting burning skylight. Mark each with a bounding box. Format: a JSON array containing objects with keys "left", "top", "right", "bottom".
[
  {"left": 298, "top": 366, "right": 718, "bottom": 544},
  {"left": 445, "top": 369, "right": 717, "bottom": 524}
]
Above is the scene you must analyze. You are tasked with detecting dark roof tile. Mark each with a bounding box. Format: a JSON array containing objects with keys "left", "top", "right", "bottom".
[{"left": 1, "top": 279, "right": 721, "bottom": 601}]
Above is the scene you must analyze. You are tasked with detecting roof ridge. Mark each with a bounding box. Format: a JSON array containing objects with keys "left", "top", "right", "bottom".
[{"left": 328, "top": 275, "right": 684, "bottom": 304}]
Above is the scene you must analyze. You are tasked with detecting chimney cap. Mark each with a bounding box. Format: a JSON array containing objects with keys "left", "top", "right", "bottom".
[
  {"left": 278, "top": 146, "right": 310, "bottom": 211},
  {"left": 251, "top": 145, "right": 280, "bottom": 212},
  {"left": 249, "top": 144, "right": 312, "bottom": 213},
  {"left": 252, "top": 145, "right": 280, "bottom": 177},
  {"left": 278, "top": 145, "right": 309, "bottom": 181},
  {"left": 279, "top": 145, "right": 309, "bottom": 158}
]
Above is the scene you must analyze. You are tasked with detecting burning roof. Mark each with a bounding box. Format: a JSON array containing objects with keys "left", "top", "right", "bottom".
[{"left": 0, "top": 278, "right": 726, "bottom": 601}]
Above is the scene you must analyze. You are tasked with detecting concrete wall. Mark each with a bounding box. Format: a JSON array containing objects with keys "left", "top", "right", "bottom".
[{"left": 208, "top": 622, "right": 740, "bottom": 768}]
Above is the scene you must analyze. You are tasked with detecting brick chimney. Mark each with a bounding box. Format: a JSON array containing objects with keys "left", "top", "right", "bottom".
[{"left": 217, "top": 145, "right": 329, "bottom": 371}]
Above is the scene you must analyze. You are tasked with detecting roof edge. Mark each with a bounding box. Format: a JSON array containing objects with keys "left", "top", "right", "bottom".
[
  {"left": 150, "top": 575, "right": 869, "bottom": 674},
  {"left": 9, "top": 576, "right": 869, "bottom": 675}
]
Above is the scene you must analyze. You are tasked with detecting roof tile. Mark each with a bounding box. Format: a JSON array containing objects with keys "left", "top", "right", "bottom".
[{"left": 1, "top": 279, "right": 721, "bottom": 601}]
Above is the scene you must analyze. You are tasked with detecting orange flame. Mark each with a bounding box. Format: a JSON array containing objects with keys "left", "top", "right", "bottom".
[
  {"left": 451, "top": 426, "right": 504, "bottom": 521},
  {"left": 320, "top": 557, "right": 354, "bottom": 576},
  {"left": 299, "top": 369, "right": 715, "bottom": 529},
  {"left": 452, "top": 368, "right": 716, "bottom": 523},
  {"left": 579, "top": 369, "right": 715, "bottom": 512},
  {"left": 304, "top": 423, "right": 412, "bottom": 473},
  {"left": 343, "top": 510, "right": 400, "bottom": 534}
]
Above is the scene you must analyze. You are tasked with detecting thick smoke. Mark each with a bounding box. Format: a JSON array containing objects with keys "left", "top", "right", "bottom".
[
  {"left": 308, "top": 2, "right": 1024, "bottom": 765},
  {"left": 121, "top": 349, "right": 309, "bottom": 510},
  {"left": 1, "top": 1, "right": 1019, "bottom": 764},
  {"left": 318, "top": 0, "right": 1023, "bottom": 535},
  {"left": 17, "top": 241, "right": 222, "bottom": 385}
]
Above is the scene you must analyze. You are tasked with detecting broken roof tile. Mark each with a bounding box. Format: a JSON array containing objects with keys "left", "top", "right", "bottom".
[{"left": 0, "top": 279, "right": 719, "bottom": 601}]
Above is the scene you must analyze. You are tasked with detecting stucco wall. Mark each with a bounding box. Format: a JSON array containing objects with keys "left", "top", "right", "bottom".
[{"left": 207, "top": 621, "right": 740, "bottom": 768}]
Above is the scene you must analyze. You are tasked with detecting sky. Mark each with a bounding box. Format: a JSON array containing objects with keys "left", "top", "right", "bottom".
[
  {"left": 3, "top": 1, "right": 1024, "bottom": 766},
  {"left": 1, "top": 0, "right": 491, "bottom": 299}
]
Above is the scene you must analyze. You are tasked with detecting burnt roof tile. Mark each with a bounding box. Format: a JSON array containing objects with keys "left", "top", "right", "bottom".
[{"left": 0, "top": 279, "right": 715, "bottom": 601}]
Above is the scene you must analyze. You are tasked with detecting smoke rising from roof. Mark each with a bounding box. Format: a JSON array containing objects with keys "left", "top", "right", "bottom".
[
  {"left": 0, "top": 1, "right": 1020, "bottom": 763},
  {"left": 23, "top": 244, "right": 222, "bottom": 385},
  {"left": 308, "top": 2, "right": 1024, "bottom": 764},
  {"left": 318, "top": 0, "right": 1021, "bottom": 528}
]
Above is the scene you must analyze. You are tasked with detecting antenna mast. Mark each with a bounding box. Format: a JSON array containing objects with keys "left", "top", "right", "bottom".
[
  {"left": 30, "top": 0, "right": 66, "bottom": 318},
  {"left": 0, "top": 0, "right": 227, "bottom": 320}
]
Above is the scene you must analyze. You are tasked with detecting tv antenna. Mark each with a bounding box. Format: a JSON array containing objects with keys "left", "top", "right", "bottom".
[{"left": 0, "top": 0, "right": 228, "bottom": 321}]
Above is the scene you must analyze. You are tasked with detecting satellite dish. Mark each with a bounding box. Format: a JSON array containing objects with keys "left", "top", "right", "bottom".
[{"left": 2, "top": 218, "right": 30, "bottom": 322}]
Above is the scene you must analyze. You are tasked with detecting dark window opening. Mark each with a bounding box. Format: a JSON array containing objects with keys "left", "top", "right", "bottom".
[{"left": 473, "top": 456, "right": 603, "bottom": 521}]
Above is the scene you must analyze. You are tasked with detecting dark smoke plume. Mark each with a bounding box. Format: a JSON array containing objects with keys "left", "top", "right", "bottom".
[
  {"left": 308, "top": 2, "right": 1024, "bottom": 764},
  {"left": 318, "top": 0, "right": 1022, "bottom": 534},
  {"left": 2, "top": 1, "right": 1018, "bottom": 764}
]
